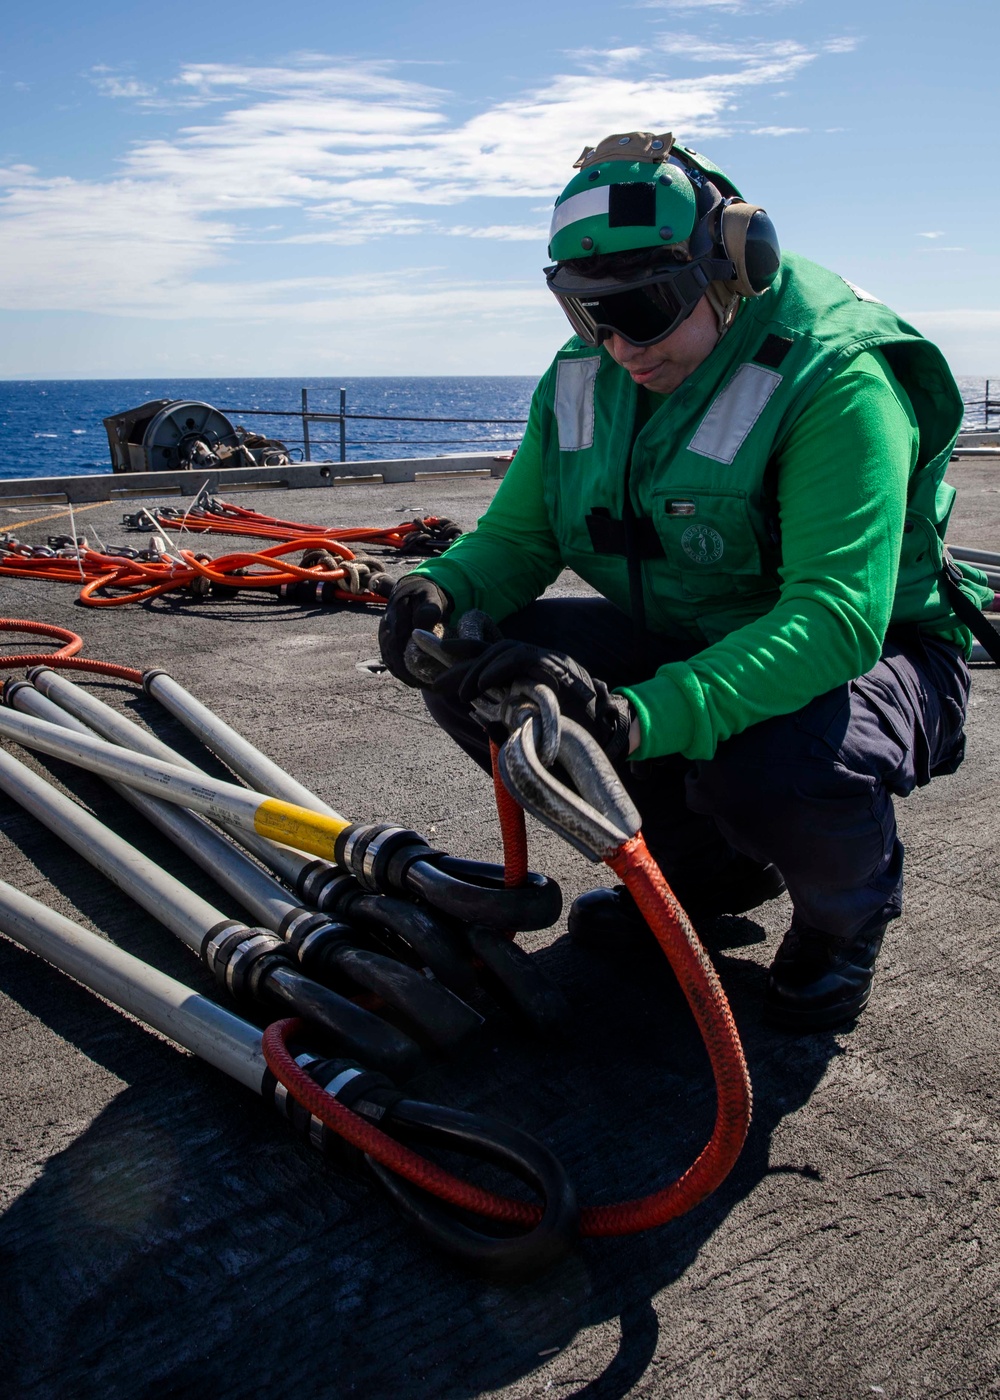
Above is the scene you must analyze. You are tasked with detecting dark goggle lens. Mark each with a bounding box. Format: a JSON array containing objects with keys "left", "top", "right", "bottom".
[{"left": 573, "top": 281, "right": 685, "bottom": 346}]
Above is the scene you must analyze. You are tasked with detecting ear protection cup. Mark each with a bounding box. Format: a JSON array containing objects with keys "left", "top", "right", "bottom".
[{"left": 719, "top": 201, "right": 781, "bottom": 297}]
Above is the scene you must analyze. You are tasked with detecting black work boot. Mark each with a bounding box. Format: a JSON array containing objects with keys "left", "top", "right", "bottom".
[
  {"left": 764, "top": 921, "right": 886, "bottom": 1032},
  {"left": 568, "top": 854, "right": 786, "bottom": 951}
]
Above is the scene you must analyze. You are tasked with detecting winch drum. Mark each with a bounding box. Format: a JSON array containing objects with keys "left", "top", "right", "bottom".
[{"left": 103, "top": 399, "right": 239, "bottom": 473}]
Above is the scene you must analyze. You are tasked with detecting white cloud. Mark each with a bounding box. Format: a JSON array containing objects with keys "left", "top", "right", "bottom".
[
  {"left": 448, "top": 225, "right": 550, "bottom": 241},
  {"left": 749, "top": 125, "right": 807, "bottom": 136},
  {"left": 633, "top": 0, "right": 800, "bottom": 11},
  {"left": 918, "top": 231, "right": 945, "bottom": 239},
  {"left": 0, "top": 43, "right": 849, "bottom": 323},
  {"left": 91, "top": 71, "right": 157, "bottom": 100},
  {"left": 0, "top": 172, "right": 236, "bottom": 313},
  {"left": 905, "top": 310, "right": 1000, "bottom": 330},
  {"left": 900, "top": 309, "right": 1000, "bottom": 375},
  {"left": 649, "top": 34, "right": 811, "bottom": 67}
]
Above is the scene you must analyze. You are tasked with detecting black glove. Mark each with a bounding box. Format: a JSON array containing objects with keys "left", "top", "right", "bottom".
[
  {"left": 378, "top": 574, "right": 452, "bottom": 687},
  {"left": 437, "top": 638, "right": 634, "bottom": 764}
]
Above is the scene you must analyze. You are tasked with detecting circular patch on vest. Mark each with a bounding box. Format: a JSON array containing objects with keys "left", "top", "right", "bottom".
[{"left": 681, "top": 524, "right": 724, "bottom": 564}]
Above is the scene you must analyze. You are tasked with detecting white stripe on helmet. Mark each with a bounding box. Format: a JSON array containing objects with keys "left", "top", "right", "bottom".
[{"left": 549, "top": 186, "right": 611, "bottom": 240}]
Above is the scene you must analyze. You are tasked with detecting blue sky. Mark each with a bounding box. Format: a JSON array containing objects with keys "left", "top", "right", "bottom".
[{"left": 1, "top": 0, "right": 996, "bottom": 378}]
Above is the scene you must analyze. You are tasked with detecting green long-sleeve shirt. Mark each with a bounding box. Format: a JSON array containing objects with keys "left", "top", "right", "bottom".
[{"left": 415, "top": 348, "right": 960, "bottom": 762}]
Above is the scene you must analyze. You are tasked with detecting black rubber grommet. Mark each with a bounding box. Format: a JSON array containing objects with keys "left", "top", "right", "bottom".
[
  {"left": 141, "top": 668, "right": 170, "bottom": 695},
  {"left": 2, "top": 678, "right": 33, "bottom": 704}
]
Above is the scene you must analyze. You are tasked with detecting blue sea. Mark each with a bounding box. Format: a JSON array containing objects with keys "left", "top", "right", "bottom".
[
  {"left": 0, "top": 378, "right": 538, "bottom": 480},
  {"left": 0, "top": 374, "right": 994, "bottom": 481}
]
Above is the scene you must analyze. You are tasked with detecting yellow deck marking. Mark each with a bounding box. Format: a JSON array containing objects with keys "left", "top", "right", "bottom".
[
  {"left": 254, "top": 798, "right": 349, "bottom": 860},
  {"left": 0, "top": 501, "right": 107, "bottom": 529}
]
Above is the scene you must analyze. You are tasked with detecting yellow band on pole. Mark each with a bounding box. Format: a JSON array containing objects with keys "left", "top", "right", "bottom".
[{"left": 254, "top": 798, "right": 350, "bottom": 859}]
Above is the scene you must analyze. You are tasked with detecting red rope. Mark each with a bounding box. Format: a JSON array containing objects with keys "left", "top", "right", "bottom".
[
  {"left": 489, "top": 737, "right": 528, "bottom": 889},
  {"left": 262, "top": 770, "right": 753, "bottom": 1237},
  {"left": 1, "top": 615, "right": 752, "bottom": 1237},
  {"left": 262, "top": 1018, "right": 538, "bottom": 1226}
]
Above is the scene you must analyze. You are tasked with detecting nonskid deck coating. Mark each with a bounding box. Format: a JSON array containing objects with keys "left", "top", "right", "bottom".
[{"left": 0, "top": 469, "right": 997, "bottom": 1399}]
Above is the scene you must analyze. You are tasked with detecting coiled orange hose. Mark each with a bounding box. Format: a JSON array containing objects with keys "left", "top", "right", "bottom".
[
  {"left": 145, "top": 499, "right": 450, "bottom": 548},
  {"left": 1, "top": 538, "right": 383, "bottom": 609},
  {"left": 0, "top": 620, "right": 143, "bottom": 684}
]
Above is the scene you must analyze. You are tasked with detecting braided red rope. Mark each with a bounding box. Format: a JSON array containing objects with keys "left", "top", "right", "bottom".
[{"left": 263, "top": 822, "right": 752, "bottom": 1236}]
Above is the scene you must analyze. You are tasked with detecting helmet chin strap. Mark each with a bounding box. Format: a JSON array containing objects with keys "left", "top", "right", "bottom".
[{"left": 705, "top": 280, "right": 742, "bottom": 337}]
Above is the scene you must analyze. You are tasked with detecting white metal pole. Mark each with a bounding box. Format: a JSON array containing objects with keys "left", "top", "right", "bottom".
[
  {"left": 0, "top": 744, "right": 227, "bottom": 952},
  {"left": 7, "top": 681, "right": 297, "bottom": 931},
  {"left": 144, "top": 670, "right": 338, "bottom": 815},
  {"left": 31, "top": 667, "right": 315, "bottom": 886},
  {"left": 0, "top": 879, "right": 265, "bottom": 1091},
  {"left": 0, "top": 706, "right": 348, "bottom": 860}
]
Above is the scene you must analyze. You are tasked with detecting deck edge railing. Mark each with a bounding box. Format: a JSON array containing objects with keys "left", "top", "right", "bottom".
[{"left": 0, "top": 453, "right": 512, "bottom": 506}]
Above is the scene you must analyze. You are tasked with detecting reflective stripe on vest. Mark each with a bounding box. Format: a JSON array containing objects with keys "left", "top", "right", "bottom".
[
  {"left": 688, "top": 362, "right": 783, "bottom": 464},
  {"left": 554, "top": 355, "right": 601, "bottom": 451}
]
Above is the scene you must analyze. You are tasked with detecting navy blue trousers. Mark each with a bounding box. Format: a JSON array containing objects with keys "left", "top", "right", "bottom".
[{"left": 423, "top": 599, "right": 971, "bottom": 940}]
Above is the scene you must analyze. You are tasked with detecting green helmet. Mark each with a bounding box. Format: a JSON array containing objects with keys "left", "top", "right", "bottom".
[
  {"left": 547, "top": 131, "right": 743, "bottom": 263},
  {"left": 545, "top": 132, "right": 779, "bottom": 348}
]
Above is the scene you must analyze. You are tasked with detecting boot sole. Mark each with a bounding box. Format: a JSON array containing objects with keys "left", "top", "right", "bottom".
[{"left": 763, "top": 981, "right": 873, "bottom": 1033}]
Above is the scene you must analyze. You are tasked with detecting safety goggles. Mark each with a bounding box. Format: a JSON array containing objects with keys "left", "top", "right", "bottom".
[{"left": 544, "top": 255, "right": 734, "bottom": 348}]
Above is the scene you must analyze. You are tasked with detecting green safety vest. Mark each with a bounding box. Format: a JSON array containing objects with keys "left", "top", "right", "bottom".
[{"left": 538, "top": 250, "right": 982, "bottom": 646}]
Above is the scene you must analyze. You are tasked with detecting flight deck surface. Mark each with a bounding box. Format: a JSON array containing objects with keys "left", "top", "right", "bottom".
[{"left": 0, "top": 467, "right": 997, "bottom": 1399}]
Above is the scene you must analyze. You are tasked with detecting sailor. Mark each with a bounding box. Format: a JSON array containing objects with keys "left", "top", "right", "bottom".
[{"left": 379, "top": 131, "right": 990, "bottom": 1032}]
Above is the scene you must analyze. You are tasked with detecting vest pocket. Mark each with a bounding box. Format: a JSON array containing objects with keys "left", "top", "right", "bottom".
[{"left": 650, "top": 487, "right": 764, "bottom": 596}]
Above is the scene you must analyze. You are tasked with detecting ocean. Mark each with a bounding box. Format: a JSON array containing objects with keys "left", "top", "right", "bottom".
[
  {"left": 0, "top": 374, "right": 994, "bottom": 481},
  {"left": 0, "top": 377, "right": 538, "bottom": 480}
]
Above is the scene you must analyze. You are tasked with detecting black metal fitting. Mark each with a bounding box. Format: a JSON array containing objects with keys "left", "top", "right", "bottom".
[
  {"left": 141, "top": 668, "right": 170, "bottom": 694},
  {"left": 294, "top": 859, "right": 354, "bottom": 912},
  {"left": 263, "top": 1050, "right": 577, "bottom": 1277},
  {"left": 256, "top": 867, "right": 564, "bottom": 1034},
  {"left": 201, "top": 919, "right": 291, "bottom": 1003},
  {"left": 292, "top": 862, "right": 450, "bottom": 974},
  {"left": 344, "top": 889, "right": 480, "bottom": 1000},
  {"left": 263, "top": 1053, "right": 405, "bottom": 1162},
  {"left": 211, "top": 568, "right": 247, "bottom": 599},
  {"left": 405, "top": 855, "right": 562, "bottom": 932},
  {"left": 464, "top": 924, "right": 571, "bottom": 1036},
  {"left": 278, "top": 906, "right": 373, "bottom": 977},
  {"left": 335, "top": 823, "right": 442, "bottom": 896},
  {"left": 278, "top": 578, "right": 377, "bottom": 607},
  {"left": 276, "top": 906, "right": 483, "bottom": 1051},
  {"left": 278, "top": 907, "right": 342, "bottom": 962},
  {"left": 334, "top": 823, "right": 562, "bottom": 932}
]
